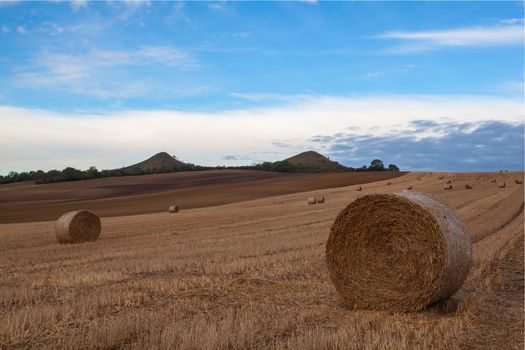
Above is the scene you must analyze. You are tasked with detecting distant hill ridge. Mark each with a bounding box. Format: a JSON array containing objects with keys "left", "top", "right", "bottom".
[
  {"left": 283, "top": 151, "right": 347, "bottom": 172},
  {"left": 123, "top": 152, "right": 188, "bottom": 172}
]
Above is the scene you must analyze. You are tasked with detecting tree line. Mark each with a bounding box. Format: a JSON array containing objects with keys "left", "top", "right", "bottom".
[{"left": 0, "top": 159, "right": 399, "bottom": 185}]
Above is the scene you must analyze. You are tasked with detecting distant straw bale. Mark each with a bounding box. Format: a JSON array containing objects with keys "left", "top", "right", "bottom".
[
  {"left": 55, "top": 210, "right": 101, "bottom": 244},
  {"left": 444, "top": 184, "right": 453, "bottom": 190},
  {"left": 491, "top": 179, "right": 496, "bottom": 183},
  {"left": 438, "top": 176, "right": 444, "bottom": 180},
  {"left": 308, "top": 197, "right": 317, "bottom": 205},
  {"left": 465, "top": 184, "right": 472, "bottom": 190},
  {"left": 407, "top": 185, "right": 413, "bottom": 190},
  {"left": 326, "top": 192, "right": 472, "bottom": 311},
  {"left": 387, "top": 181, "right": 392, "bottom": 185},
  {"left": 499, "top": 182, "right": 506, "bottom": 188},
  {"left": 317, "top": 196, "right": 325, "bottom": 204},
  {"left": 356, "top": 186, "right": 362, "bottom": 191},
  {"left": 515, "top": 179, "right": 523, "bottom": 185},
  {"left": 446, "top": 180, "right": 452, "bottom": 184},
  {"left": 168, "top": 205, "right": 179, "bottom": 213}
]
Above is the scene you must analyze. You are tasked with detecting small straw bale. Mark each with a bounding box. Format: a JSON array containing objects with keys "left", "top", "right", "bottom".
[
  {"left": 55, "top": 210, "right": 101, "bottom": 244},
  {"left": 444, "top": 184, "right": 453, "bottom": 190},
  {"left": 308, "top": 197, "right": 317, "bottom": 205},
  {"left": 317, "top": 196, "right": 325, "bottom": 204},
  {"left": 168, "top": 205, "right": 179, "bottom": 213},
  {"left": 325, "top": 192, "right": 472, "bottom": 311},
  {"left": 515, "top": 179, "right": 523, "bottom": 185},
  {"left": 490, "top": 179, "right": 496, "bottom": 183},
  {"left": 446, "top": 180, "right": 452, "bottom": 184},
  {"left": 387, "top": 181, "right": 392, "bottom": 185},
  {"left": 465, "top": 184, "right": 472, "bottom": 190},
  {"left": 356, "top": 186, "right": 362, "bottom": 191},
  {"left": 438, "top": 176, "right": 444, "bottom": 180},
  {"left": 499, "top": 182, "right": 506, "bottom": 188},
  {"left": 407, "top": 185, "right": 413, "bottom": 190}
]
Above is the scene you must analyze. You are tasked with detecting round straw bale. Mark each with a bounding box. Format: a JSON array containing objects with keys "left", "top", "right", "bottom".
[
  {"left": 356, "top": 186, "right": 362, "bottom": 191},
  {"left": 55, "top": 210, "right": 101, "bottom": 244},
  {"left": 490, "top": 179, "right": 496, "bottom": 183},
  {"left": 387, "top": 181, "right": 392, "bottom": 185},
  {"left": 444, "top": 184, "right": 453, "bottom": 190},
  {"left": 465, "top": 184, "right": 472, "bottom": 190},
  {"left": 168, "top": 205, "right": 179, "bottom": 213},
  {"left": 406, "top": 185, "right": 413, "bottom": 190},
  {"left": 515, "top": 179, "right": 523, "bottom": 185},
  {"left": 438, "top": 176, "right": 444, "bottom": 180},
  {"left": 308, "top": 197, "right": 317, "bottom": 205},
  {"left": 446, "top": 180, "right": 452, "bottom": 184},
  {"left": 317, "top": 196, "right": 325, "bottom": 204},
  {"left": 325, "top": 192, "right": 472, "bottom": 311},
  {"left": 499, "top": 182, "right": 506, "bottom": 188}
]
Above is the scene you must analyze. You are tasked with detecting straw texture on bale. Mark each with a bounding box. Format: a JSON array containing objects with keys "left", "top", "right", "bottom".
[
  {"left": 326, "top": 192, "right": 472, "bottom": 311},
  {"left": 168, "top": 205, "right": 179, "bottom": 213},
  {"left": 356, "top": 186, "right": 362, "bottom": 191},
  {"left": 308, "top": 197, "right": 317, "bottom": 205},
  {"left": 55, "top": 210, "right": 101, "bottom": 244},
  {"left": 444, "top": 184, "right": 453, "bottom": 190},
  {"left": 317, "top": 196, "right": 325, "bottom": 204},
  {"left": 499, "top": 182, "right": 506, "bottom": 188}
]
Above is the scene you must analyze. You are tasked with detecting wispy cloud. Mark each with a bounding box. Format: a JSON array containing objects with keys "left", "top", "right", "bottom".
[
  {"left": 0, "top": 94, "right": 522, "bottom": 172},
  {"left": 12, "top": 46, "right": 198, "bottom": 98},
  {"left": 378, "top": 22, "right": 524, "bottom": 53}
]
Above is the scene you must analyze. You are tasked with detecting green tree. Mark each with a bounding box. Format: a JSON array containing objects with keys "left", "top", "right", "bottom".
[
  {"left": 388, "top": 164, "right": 399, "bottom": 171},
  {"left": 368, "top": 159, "right": 385, "bottom": 171}
]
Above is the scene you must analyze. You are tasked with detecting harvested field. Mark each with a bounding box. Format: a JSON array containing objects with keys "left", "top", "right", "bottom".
[
  {"left": 0, "top": 171, "right": 523, "bottom": 349},
  {"left": 0, "top": 170, "right": 403, "bottom": 224}
]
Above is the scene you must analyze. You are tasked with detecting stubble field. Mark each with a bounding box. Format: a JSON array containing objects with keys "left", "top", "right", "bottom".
[{"left": 0, "top": 171, "right": 523, "bottom": 349}]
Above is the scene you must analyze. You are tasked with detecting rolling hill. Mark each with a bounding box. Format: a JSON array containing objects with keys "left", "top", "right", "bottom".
[
  {"left": 283, "top": 151, "right": 347, "bottom": 172},
  {"left": 122, "top": 152, "right": 191, "bottom": 173}
]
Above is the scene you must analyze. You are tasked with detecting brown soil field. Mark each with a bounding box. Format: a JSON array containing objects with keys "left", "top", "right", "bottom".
[
  {"left": 0, "top": 170, "right": 403, "bottom": 224},
  {"left": 0, "top": 171, "right": 523, "bottom": 349}
]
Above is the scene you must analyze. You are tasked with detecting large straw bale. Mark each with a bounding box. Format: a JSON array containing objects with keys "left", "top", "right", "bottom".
[
  {"left": 56, "top": 210, "right": 101, "bottom": 244},
  {"left": 168, "top": 205, "right": 179, "bottom": 213},
  {"left": 317, "top": 196, "right": 325, "bottom": 204},
  {"left": 308, "top": 197, "right": 317, "bottom": 205},
  {"left": 325, "top": 192, "right": 472, "bottom": 311},
  {"left": 499, "top": 182, "right": 506, "bottom": 188}
]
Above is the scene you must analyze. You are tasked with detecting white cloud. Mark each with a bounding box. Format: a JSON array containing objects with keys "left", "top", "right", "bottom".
[
  {"left": 0, "top": 94, "right": 522, "bottom": 172},
  {"left": 1, "top": 25, "right": 9, "bottom": 33},
  {"left": 378, "top": 22, "right": 524, "bottom": 53}
]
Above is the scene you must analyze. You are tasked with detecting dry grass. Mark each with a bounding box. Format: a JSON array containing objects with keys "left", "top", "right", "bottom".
[{"left": 0, "top": 172, "right": 523, "bottom": 349}]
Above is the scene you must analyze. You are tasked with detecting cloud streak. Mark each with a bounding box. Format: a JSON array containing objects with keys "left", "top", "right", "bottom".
[{"left": 378, "top": 22, "right": 524, "bottom": 53}]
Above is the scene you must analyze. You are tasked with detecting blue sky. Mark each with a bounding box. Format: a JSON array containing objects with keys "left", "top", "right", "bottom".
[{"left": 0, "top": 1, "right": 523, "bottom": 173}]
